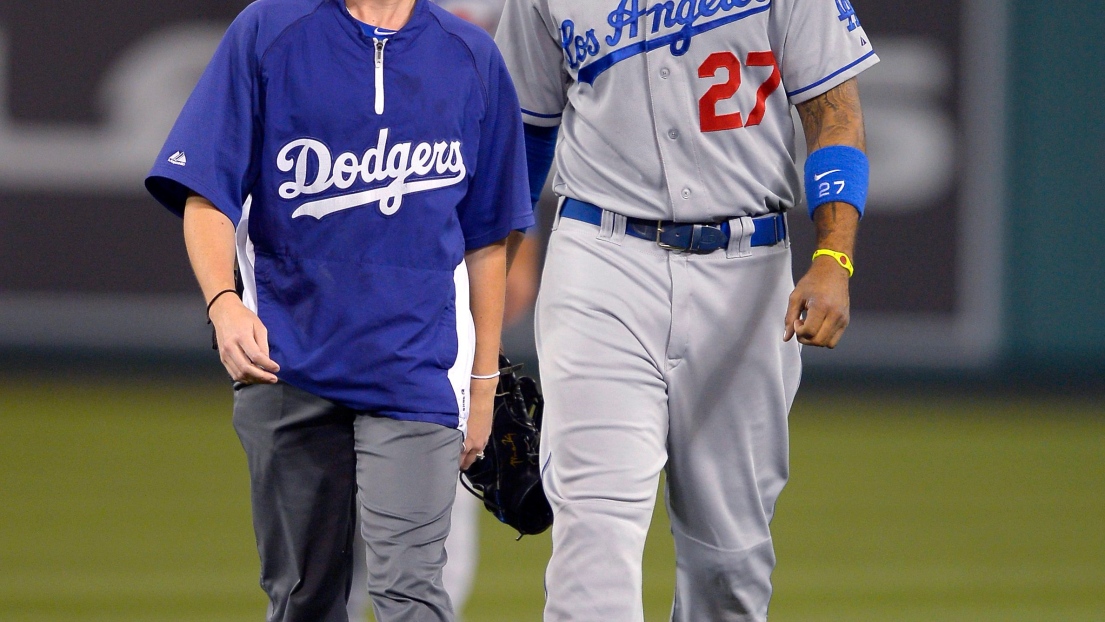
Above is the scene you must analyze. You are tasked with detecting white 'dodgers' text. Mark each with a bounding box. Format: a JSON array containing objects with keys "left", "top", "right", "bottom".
[{"left": 279, "top": 129, "right": 466, "bottom": 219}]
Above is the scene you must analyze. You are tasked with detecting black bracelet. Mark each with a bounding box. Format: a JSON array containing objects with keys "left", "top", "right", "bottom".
[{"left": 206, "top": 288, "right": 240, "bottom": 320}]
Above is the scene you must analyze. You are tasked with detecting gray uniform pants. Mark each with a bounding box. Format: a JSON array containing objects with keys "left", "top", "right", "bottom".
[
  {"left": 232, "top": 382, "right": 463, "bottom": 622},
  {"left": 536, "top": 215, "right": 802, "bottom": 622}
]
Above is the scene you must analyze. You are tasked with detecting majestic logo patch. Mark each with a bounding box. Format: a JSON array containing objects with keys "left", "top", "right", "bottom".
[{"left": 278, "top": 129, "right": 466, "bottom": 220}]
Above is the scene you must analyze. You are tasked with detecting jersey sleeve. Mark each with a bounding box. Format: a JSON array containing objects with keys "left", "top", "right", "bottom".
[
  {"left": 144, "top": 12, "right": 262, "bottom": 224},
  {"left": 495, "top": 0, "right": 568, "bottom": 127},
  {"left": 456, "top": 50, "right": 535, "bottom": 249},
  {"left": 770, "top": 0, "right": 879, "bottom": 104}
]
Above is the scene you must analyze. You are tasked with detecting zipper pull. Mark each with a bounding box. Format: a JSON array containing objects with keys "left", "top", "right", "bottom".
[{"left": 374, "top": 38, "right": 386, "bottom": 116}]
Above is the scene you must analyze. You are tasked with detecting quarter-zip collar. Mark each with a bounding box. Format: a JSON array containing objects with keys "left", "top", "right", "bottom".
[
  {"left": 332, "top": 0, "right": 430, "bottom": 51},
  {"left": 331, "top": 0, "right": 429, "bottom": 116},
  {"left": 372, "top": 37, "right": 387, "bottom": 115}
]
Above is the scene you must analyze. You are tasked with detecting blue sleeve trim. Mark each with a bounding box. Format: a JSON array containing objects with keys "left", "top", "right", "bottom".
[
  {"left": 145, "top": 169, "right": 243, "bottom": 225},
  {"left": 804, "top": 145, "right": 869, "bottom": 219},
  {"left": 524, "top": 123, "right": 558, "bottom": 210},
  {"left": 464, "top": 218, "right": 532, "bottom": 250},
  {"left": 511, "top": 211, "right": 538, "bottom": 233},
  {"left": 786, "top": 51, "right": 877, "bottom": 99},
  {"left": 521, "top": 108, "right": 563, "bottom": 119}
]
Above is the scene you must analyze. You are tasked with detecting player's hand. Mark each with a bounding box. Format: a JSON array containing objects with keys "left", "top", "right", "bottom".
[
  {"left": 460, "top": 377, "right": 495, "bottom": 470},
  {"left": 784, "top": 256, "right": 851, "bottom": 348},
  {"left": 208, "top": 295, "right": 280, "bottom": 384}
]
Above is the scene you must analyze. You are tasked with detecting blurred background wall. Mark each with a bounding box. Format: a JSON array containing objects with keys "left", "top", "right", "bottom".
[
  {"left": 0, "top": 0, "right": 1100, "bottom": 383},
  {"left": 1006, "top": 3, "right": 1105, "bottom": 377},
  {"left": 1, "top": 3, "right": 1102, "bottom": 622}
]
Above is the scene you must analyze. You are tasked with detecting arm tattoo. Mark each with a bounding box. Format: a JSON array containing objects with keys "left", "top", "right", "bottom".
[
  {"left": 813, "top": 203, "right": 842, "bottom": 245},
  {"left": 797, "top": 83, "right": 865, "bottom": 251},
  {"left": 796, "top": 79, "right": 866, "bottom": 153}
]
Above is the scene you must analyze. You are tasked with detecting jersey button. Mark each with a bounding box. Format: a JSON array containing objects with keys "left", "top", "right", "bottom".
[
  {"left": 681, "top": 188, "right": 692, "bottom": 199},
  {"left": 668, "top": 129, "right": 679, "bottom": 140},
  {"left": 660, "top": 68, "right": 670, "bottom": 79}
]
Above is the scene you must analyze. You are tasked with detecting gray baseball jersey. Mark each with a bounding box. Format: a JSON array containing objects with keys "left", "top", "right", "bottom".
[
  {"left": 497, "top": 0, "right": 877, "bottom": 220},
  {"left": 496, "top": 1, "right": 877, "bottom": 620}
]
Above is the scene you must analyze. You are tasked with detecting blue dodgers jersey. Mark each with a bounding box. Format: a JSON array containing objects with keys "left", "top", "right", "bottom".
[{"left": 146, "top": 0, "right": 533, "bottom": 427}]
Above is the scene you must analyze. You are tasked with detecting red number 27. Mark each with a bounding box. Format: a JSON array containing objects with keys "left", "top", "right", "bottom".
[{"left": 698, "top": 51, "right": 781, "bottom": 133}]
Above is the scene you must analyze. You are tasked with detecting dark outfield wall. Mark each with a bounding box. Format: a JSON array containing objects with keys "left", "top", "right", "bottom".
[
  {"left": 0, "top": 0, "right": 1098, "bottom": 374},
  {"left": 0, "top": 2, "right": 247, "bottom": 295},
  {"left": 1006, "top": 3, "right": 1105, "bottom": 371}
]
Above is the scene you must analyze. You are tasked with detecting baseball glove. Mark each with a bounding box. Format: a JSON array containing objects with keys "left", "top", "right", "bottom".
[{"left": 460, "top": 353, "right": 553, "bottom": 537}]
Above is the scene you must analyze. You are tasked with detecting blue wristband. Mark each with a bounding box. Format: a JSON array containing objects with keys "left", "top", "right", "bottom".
[{"left": 804, "top": 145, "right": 869, "bottom": 219}]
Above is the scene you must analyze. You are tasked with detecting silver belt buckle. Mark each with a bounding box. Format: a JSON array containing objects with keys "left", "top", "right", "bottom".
[
  {"left": 655, "top": 221, "right": 680, "bottom": 251},
  {"left": 657, "top": 222, "right": 718, "bottom": 252}
]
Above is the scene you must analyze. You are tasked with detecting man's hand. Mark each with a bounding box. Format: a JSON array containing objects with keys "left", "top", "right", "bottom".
[
  {"left": 784, "top": 256, "right": 851, "bottom": 348},
  {"left": 789, "top": 79, "right": 866, "bottom": 348},
  {"left": 208, "top": 294, "right": 280, "bottom": 384},
  {"left": 461, "top": 377, "right": 496, "bottom": 470}
]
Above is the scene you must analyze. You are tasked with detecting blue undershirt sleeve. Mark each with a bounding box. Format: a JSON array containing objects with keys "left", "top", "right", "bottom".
[{"left": 523, "top": 123, "right": 558, "bottom": 210}]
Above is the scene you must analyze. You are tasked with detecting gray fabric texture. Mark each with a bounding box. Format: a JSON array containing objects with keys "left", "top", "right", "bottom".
[
  {"left": 535, "top": 216, "right": 801, "bottom": 621},
  {"left": 232, "top": 382, "right": 463, "bottom": 622}
]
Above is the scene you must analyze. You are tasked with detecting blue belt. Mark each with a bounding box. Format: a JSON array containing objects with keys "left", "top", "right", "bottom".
[{"left": 560, "top": 198, "right": 786, "bottom": 254}]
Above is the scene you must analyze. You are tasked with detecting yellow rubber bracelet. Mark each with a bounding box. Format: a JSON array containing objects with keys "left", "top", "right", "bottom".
[{"left": 812, "top": 249, "right": 854, "bottom": 277}]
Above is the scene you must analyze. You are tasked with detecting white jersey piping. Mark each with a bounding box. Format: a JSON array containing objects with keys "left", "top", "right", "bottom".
[
  {"left": 447, "top": 260, "right": 475, "bottom": 434},
  {"left": 235, "top": 195, "right": 258, "bottom": 313}
]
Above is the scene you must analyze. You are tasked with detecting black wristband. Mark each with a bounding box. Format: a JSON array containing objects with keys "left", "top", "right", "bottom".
[{"left": 206, "top": 288, "right": 240, "bottom": 320}]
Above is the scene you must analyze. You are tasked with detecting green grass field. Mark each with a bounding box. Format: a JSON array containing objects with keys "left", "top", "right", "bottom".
[{"left": 2, "top": 377, "right": 1103, "bottom": 621}]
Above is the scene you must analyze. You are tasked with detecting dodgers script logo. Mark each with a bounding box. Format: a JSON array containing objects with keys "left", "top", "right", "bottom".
[
  {"left": 561, "top": 0, "right": 771, "bottom": 84},
  {"left": 278, "top": 128, "right": 466, "bottom": 220}
]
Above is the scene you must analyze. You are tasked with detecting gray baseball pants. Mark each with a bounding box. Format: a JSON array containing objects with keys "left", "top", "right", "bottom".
[
  {"left": 232, "top": 381, "right": 463, "bottom": 622},
  {"left": 536, "top": 213, "right": 802, "bottom": 621}
]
